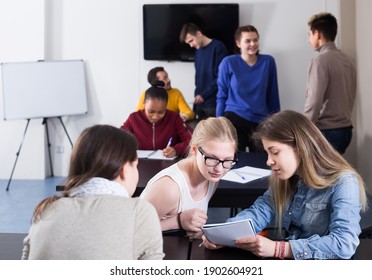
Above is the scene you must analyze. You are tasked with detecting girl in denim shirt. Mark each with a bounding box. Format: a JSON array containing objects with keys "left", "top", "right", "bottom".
[{"left": 203, "top": 110, "right": 368, "bottom": 259}]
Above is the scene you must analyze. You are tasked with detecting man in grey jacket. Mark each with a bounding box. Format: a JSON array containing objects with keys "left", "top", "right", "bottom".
[{"left": 304, "top": 12, "right": 356, "bottom": 154}]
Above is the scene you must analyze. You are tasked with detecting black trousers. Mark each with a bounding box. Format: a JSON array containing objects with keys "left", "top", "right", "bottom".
[
  {"left": 194, "top": 106, "right": 216, "bottom": 122},
  {"left": 224, "top": 111, "right": 259, "bottom": 152}
]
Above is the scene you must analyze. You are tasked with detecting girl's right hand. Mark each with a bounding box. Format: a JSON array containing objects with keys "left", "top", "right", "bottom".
[{"left": 180, "top": 208, "right": 208, "bottom": 232}]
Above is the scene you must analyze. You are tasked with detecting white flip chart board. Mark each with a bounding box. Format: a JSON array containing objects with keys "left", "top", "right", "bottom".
[{"left": 1, "top": 60, "right": 88, "bottom": 120}]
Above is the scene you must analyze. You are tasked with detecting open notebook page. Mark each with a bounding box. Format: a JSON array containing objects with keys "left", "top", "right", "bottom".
[
  {"left": 221, "top": 166, "right": 271, "bottom": 184},
  {"left": 137, "top": 150, "right": 176, "bottom": 160}
]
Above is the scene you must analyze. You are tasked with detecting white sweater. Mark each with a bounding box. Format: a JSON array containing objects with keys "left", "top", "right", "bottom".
[{"left": 22, "top": 196, "right": 164, "bottom": 260}]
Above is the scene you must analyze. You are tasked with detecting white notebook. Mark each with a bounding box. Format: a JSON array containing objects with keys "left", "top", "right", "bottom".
[{"left": 202, "top": 219, "right": 256, "bottom": 247}]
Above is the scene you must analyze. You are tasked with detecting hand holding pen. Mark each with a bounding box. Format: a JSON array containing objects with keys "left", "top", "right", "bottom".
[{"left": 162, "top": 137, "right": 176, "bottom": 158}]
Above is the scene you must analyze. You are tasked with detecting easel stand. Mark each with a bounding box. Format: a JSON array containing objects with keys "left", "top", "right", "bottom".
[{"left": 6, "top": 117, "right": 73, "bottom": 191}]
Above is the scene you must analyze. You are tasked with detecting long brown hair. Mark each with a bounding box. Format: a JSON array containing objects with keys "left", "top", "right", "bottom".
[
  {"left": 253, "top": 110, "right": 367, "bottom": 230},
  {"left": 32, "top": 124, "right": 138, "bottom": 222}
]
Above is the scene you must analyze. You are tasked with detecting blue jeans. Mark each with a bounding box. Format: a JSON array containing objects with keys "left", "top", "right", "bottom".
[{"left": 321, "top": 126, "right": 353, "bottom": 154}]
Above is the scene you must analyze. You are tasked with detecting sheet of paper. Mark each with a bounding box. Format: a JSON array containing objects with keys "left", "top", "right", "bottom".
[
  {"left": 221, "top": 166, "right": 271, "bottom": 184},
  {"left": 137, "top": 150, "right": 156, "bottom": 159},
  {"left": 202, "top": 219, "right": 256, "bottom": 247},
  {"left": 137, "top": 150, "right": 176, "bottom": 160},
  {"left": 148, "top": 150, "right": 176, "bottom": 160}
]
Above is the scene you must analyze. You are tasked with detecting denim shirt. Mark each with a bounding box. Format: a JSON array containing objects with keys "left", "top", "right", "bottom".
[{"left": 227, "top": 173, "right": 362, "bottom": 259}]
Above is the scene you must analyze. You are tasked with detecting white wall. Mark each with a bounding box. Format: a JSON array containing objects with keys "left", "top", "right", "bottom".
[
  {"left": 1, "top": 0, "right": 361, "bottom": 183},
  {"left": 355, "top": 0, "right": 372, "bottom": 194},
  {"left": 0, "top": 0, "right": 46, "bottom": 180},
  {"left": 337, "top": 0, "right": 356, "bottom": 164}
]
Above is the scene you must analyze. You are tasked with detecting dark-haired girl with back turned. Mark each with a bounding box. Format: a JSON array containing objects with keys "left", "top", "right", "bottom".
[
  {"left": 22, "top": 125, "right": 164, "bottom": 260},
  {"left": 202, "top": 110, "right": 368, "bottom": 259},
  {"left": 121, "top": 80, "right": 192, "bottom": 158}
]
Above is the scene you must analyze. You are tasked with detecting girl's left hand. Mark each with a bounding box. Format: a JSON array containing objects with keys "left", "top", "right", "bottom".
[
  {"left": 201, "top": 235, "right": 224, "bottom": 250},
  {"left": 235, "top": 235, "right": 276, "bottom": 258}
]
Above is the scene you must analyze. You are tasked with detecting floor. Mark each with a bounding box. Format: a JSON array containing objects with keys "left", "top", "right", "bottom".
[
  {"left": 0, "top": 177, "right": 65, "bottom": 233},
  {"left": 0, "top": 177, "right": 232, "bottom": 234},
  {"left": 1, "top": 177, "right": 371, "bottom": 234}
]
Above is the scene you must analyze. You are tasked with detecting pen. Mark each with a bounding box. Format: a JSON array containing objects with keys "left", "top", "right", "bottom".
[
  {"left": 166, "top": 137, "right": 173, "bottom": 148},
  {"left": 232, "top": 170, "right": 246, "bottom": 181},
  {"left": 183, "top": 123, "right": 192, "bottom": 135}
]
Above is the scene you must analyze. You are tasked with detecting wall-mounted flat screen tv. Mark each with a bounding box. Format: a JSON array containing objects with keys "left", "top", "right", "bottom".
[{"left": 143, "top": 3, "right": 239, "bottom": 61}]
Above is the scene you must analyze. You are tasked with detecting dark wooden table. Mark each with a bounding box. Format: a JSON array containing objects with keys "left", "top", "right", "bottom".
[
  {"left": 0, "top": 233, "right": 26, "bottom": 260},
  {"left": 2, "top": 232, "right": 371, "bottom": 260},
  {"left": 57, "top": 151, "right": 270, "bottom": 209},
  {"left": 163, "top": 235, "right": 192, "bottom": 260},
  {"left": 134, "top": 152, "right": 270, "bottom": 209},
  {"left": 352, "top": 238, "right": 372, "bottom": 260},
  {"left": 190, "top": 240, "right": 262, "bottom": 260}
]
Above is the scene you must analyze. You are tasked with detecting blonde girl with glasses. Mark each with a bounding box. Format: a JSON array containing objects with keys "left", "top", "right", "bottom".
[{"left": 140, "top": 117, "right": 238, "bottom": 238}]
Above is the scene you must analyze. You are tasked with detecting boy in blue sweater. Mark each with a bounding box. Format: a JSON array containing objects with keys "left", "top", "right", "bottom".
[
  {"left": 217, "top": 25, "right": 280, "bottom": 152},
  {"left": 180, "top": 23, "right": 229, "bottom": 121}
]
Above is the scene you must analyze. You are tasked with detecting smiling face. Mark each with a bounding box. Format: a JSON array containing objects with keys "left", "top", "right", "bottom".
[
  {"left": 156, "top": 70, "right": 171, "bottom": 90},
  {"left": 236, "top": 31, "right": 259, "bottom": 56},
  {"left": 194, "top": 140, "right": 236, "bottom": 182},
  {"left": 262, "top": 139, "right": 301, "bottom": 180}
]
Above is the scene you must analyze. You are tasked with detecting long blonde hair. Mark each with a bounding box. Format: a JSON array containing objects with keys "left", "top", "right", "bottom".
[
  {"left": 253, "top": 110, "right": 368, "bottom": 230},
  {"left": 188, "top": 117, "right": 238, "bottom": 154}
]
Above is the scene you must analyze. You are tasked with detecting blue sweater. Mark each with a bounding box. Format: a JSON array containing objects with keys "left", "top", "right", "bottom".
[
  {"left": 194, "top": 39, "right": 229, "bottom": 108},
  {"left": 216, "top": 54, "right": 280, "bottom": 123}
]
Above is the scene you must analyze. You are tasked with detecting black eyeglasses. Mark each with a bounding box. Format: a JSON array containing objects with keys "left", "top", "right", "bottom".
[{"left": 198, "top": 147, "right": 237, "bottom": 169}]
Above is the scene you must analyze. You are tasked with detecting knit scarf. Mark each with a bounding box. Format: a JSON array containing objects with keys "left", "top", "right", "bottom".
[{"left": 68, "top": 177, "right": 129, "bottom": 198}]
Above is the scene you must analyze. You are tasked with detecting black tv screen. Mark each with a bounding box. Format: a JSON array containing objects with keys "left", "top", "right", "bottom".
[{"left": 143, "top": 3, "right": 239, "bottom": 61}]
